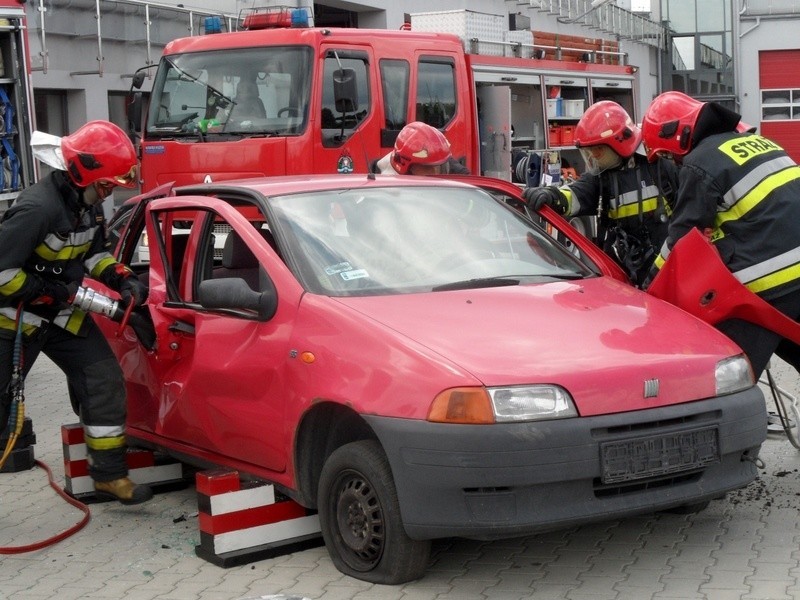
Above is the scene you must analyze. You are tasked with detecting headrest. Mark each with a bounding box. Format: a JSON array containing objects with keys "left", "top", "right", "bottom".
[{"left": 222, "top": 232, "right": 258, "bottom": 269}]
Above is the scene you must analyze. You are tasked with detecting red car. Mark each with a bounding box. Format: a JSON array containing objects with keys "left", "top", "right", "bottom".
[{"left": 97, "top": 174, "right": 766, "bottom": 584}]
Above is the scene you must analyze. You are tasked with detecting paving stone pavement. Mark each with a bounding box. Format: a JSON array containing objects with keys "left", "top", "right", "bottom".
[{"left": 1, "top": 356, "right": 799, "bottom": 600}]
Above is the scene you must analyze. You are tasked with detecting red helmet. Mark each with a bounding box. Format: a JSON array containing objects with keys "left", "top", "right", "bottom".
[
  {"left": 641, "top": 91, "right": 705, "bottom": 162},
  {"left": 61, "top": 120, "right": 138, "bottom": 188},
  {"left": 574, "top": 101, "right": 641, "bottom": 158},
  {"left": 391, "top": 121, "right": 452, "bottom": 174}
]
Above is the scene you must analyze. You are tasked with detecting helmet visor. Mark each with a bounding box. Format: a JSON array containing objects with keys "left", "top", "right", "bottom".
[{"left": 111, "top": 165, "right": 138, "bottom": 188}]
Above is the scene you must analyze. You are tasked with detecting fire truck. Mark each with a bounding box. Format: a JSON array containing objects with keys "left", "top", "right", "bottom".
[
  {"left": 128, "top": 7, "right": 638, "bottom": 192},
  {"left": 0, "top": 0, "right": 36, "bottom": 215}
]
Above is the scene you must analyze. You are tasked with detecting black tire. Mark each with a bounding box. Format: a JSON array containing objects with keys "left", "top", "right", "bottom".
[{"left": 318, "top": 440, "right": 431, "bottom": 584}]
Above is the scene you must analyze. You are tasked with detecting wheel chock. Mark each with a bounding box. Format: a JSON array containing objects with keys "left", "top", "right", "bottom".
[
  {"left": 60, "top": 423, "right": 186, "bottom": 501},
  {"left": 194, "top": 469, "right": 323, "bottom": 568}
]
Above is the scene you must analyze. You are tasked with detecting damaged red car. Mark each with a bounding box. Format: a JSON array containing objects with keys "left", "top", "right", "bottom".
[{"left": 95, "top": 174, "right": 766, "bottom": 584}]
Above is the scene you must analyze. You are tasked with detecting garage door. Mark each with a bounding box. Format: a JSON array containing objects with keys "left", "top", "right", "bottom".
[{"left": 759, "top": 49, "right": 800, "bottom": 161}]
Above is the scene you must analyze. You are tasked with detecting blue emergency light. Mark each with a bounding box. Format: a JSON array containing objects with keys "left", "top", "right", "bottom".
[{"left": 203, "top": 16, "right": 222, "bottom": 34}]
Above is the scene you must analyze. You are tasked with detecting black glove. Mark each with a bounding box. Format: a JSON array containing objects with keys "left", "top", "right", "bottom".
[
  {"left": 522, "top": 186, "right": 568, "bottom": 214},
  {"left": 30, "top": 280, "right": 79, "bottom": 308},
  {"left": 127, "top": 308, "right": 157, "bottom": 351},
  {"left": 119, "top": 276, "right": 149, "bottom": 307}
]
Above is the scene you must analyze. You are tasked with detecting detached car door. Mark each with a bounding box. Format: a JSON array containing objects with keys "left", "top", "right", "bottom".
[{"left": 135, "top": 196, "right": 304, "bottom": 474}]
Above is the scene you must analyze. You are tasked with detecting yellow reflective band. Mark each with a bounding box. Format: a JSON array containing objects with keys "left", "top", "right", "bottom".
[
  {"left": 0, "top": 270, "right": 27, "bottom": 295},
  {"left": 0, "top": 314, "right": 38, "bottom": 335},
  {"left": 715, "top": 167, "right": 800, "bottom": 228},
  {"left": 608, "top": 196, "right": 662, "bottom": 220},
  {"left": 34, "top": 240, "right": 93, "bottom": 262},
  {"left": 84, "top": 434, "right": 126, "bottom": 450},
  {"left": 654, "top": 254, "right": 666, "bottom": 269},
  {"left": 745, "top": 261, "right": 800, "bottom": 294},
  {"left": 58, "top": 308, "right": 87, "bottom": 335},
  {"left": 719, "top": 135, "right": 784, "bottom": 166},
  {"left": 91, "top": 256, "right": 118, "bottom": 278},
  {"left": 560, "top": 187, "right": 574, "bottom": 214}
]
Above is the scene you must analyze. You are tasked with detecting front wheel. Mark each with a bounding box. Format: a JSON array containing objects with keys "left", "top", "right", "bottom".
[{"left": 318, "top": 440, "right": 431, "bottom": 584}]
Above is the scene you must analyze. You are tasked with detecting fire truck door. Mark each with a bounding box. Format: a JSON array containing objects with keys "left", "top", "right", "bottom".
[{"left": 476, "top": 86, "right": 511, "bottom": 181}]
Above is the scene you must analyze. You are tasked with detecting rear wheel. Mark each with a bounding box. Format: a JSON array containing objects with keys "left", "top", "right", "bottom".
[{"left": 318, "top": 440, "right": 431, "bottom": 584}]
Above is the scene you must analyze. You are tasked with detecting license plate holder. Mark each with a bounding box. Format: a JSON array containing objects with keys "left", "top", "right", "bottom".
[{"left": 600, "top": 427, "right": 719, "bottom": 484}]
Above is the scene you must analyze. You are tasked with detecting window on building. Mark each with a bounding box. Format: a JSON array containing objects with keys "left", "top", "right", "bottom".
[
  {"left": 663, "top": 0, "right": 734, "bottom": 100},
  {"left": 33, "top": 90, "right": 68, "bottom": 179}
]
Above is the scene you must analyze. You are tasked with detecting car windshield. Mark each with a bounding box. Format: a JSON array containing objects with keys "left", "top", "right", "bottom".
[
  {"left": 147, "top": 46, "right": 313, "bottom": 137},
  {"left": 269, "top": 184, "right": 594, "bottom": 296}
]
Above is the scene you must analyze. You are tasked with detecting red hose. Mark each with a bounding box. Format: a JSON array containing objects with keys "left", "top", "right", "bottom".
[{"left": 0, "top": 459, "right": 91, "bottom": 554}]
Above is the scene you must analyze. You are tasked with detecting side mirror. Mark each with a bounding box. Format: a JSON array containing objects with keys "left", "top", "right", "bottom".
[
  {"left": 333, "top": 68, "right": 358, "bottom": 114},
  {"left": 198, "top": 278, "right": 278, "bottom": 321},
  {"left": 131, "top": 70, "right": 146, "bottom": 90},
  {"left": 128, "top": 92, "right": 143, "bottom": 135}
]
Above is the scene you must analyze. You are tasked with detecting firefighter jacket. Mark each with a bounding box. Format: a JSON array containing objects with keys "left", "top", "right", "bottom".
[
  {"left": 651, "top": 132, "right": 800, "bottom": 302},
  {"left": 0, "top": 171, "right": 133, "bottom": 336},
  {"left": 556, "top": 151, "right": 678, "bottom": 285}
]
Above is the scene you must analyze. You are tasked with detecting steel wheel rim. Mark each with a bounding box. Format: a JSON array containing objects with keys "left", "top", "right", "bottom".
[{"left": 331, "top": 469, "right": 385, "bottom": 570}]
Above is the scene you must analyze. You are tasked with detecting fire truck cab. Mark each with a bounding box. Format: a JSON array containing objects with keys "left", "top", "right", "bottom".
[{"left": 129, "top": 7, "right": 637, "bottom": 192}]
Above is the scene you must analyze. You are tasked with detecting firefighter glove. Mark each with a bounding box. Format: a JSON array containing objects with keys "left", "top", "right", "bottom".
[
  {"left": 30, "top": 280, "right": 79, "bottom": 308},
  {"left": 119, "top": 276, "right": 148, "bottom": 307},
  {"left": 522, "top": 186, "right": 568, "bottom": 215}
]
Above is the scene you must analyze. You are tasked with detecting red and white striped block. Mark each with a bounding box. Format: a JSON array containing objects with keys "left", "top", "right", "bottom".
[
  {"left": 61, "top": 423, "right": 184, "bottom": 499},
  {"left": 195, "top": 469, "right": 323, "bottom": 568}
]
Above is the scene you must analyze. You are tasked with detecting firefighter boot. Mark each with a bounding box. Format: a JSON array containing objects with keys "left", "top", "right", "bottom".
[{"left": 94, "top": 477, "right": 154, "bottom": 505}]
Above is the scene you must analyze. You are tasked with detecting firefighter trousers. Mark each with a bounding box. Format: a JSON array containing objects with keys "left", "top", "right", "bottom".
[{"left": 0, "top": 318, "right": 129, "bottom": 481}]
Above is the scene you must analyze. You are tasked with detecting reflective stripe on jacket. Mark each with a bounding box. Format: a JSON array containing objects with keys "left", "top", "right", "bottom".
[
  {"left": 0, "top": 171, "right": 123, "bottom": 336},
  {"left": 559, "top": 152, "right": 677, "bottom": 252},
  {"left": 655, "top": 132, "right": 800, "bottom": 301}
]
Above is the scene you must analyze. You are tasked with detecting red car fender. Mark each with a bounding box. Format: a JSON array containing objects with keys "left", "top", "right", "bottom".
[{"left": 647, "top": 227, "right": 800, "bottom": 345}]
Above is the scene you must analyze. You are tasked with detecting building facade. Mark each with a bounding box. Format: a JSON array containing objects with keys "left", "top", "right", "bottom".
[{"left": 19, "top": 0, "right": 800, "bottom": 185}]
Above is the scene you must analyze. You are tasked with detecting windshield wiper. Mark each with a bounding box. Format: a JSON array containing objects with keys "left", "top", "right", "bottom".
[
  {"left": 164, "top": 57, "right": 235, "bottom": 110},
  {"left": 432, "top": 277, "right": 521, "bottom": 292}
]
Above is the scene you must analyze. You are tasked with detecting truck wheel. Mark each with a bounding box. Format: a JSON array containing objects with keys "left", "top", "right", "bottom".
[{"left": 318, "top": 440, "right": 431, "bottom": 584}]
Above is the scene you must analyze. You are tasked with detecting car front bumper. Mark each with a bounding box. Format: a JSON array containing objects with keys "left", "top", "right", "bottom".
[{"left": 365, "top": 386, "right": 766, "bottom": 540}]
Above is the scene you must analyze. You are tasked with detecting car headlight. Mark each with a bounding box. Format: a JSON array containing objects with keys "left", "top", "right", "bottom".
[
  {"left": 427, "top": 385, "right": 577, "bottom": 424},
  {"left": 489, "top": 385, "right": 577, "bottom": 422},
  {"left": 715, "top": 354, "right": 754, "bottom": 395}
]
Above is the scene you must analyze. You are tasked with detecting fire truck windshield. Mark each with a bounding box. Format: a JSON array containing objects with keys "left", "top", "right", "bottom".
[{"left": 147, "top": 46, "right": 313, "bottom": 138}]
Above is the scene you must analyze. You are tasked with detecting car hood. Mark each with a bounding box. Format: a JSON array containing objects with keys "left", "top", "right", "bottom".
[{"left": 334, "top": 277, "right": 745, "bottom": 416}]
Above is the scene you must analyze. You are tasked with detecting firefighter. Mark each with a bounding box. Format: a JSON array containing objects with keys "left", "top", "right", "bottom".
[
  {"left": 373, "top": 121, "right": 470, "bottom": 176},
  {"left": 522, "top": 100, "right": 679, "bottom": 287},
  {"left": 0, "top": 120, "right": 152, "bottom": 504},
  {"left": 640, "top": 90, "right": 800, "bottom": 387}
]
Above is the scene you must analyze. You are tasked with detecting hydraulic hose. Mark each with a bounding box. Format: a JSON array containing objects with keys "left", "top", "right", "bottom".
[
  {"left": 0, "top": 460, "right": 91, "bottom": 554},
  {"left": 0, "top": 305, "right": 26, "bottom": 470},
  {"left": 0, "top": 304, "right": 91, "bottom": 554}
]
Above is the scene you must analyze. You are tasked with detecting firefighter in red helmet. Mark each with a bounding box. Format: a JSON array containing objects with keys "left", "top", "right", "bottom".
[
  {"left": 374, "top": 121, "right": 470, "bottom": 176},
  {"left": 0, "top": 120, "right": 153, "bottom": 503},
  {"left": 522, "top": 101, "right": 679, "bottom": 286},
  {"left": 641, "top": 91, "right": 800, "bottom": 393}
]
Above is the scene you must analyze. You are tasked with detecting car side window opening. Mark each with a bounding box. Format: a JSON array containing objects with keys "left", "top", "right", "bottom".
[
  {"left": 321, "top": 50, "right": 370, "bottom": 147},
  {"left": 416, "top": 58, "right": 457, "bottom": 130}
]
